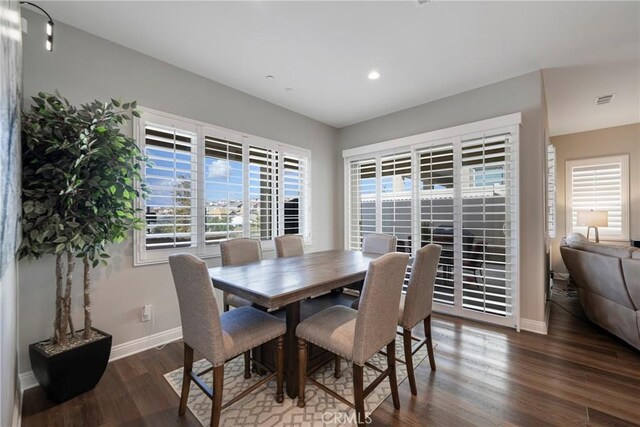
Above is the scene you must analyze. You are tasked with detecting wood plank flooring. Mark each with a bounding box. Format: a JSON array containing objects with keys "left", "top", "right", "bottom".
[{"left": 22, "top": 290, "right": 640, "bottom": 426}]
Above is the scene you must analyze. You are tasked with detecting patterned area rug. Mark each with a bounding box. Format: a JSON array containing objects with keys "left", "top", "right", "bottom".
[{"left": 164, "top": 339, "right": 432, "bottom": 426}]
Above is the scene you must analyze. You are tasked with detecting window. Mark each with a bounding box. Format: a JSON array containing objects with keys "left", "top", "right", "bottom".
[
  {"left": 547, "top": 144, "right": 556, "bottom": 238},
  {"left": 134, "top": 109, "right": 311, "bottom": 265},
  {"left": 566, "top": 155, "right": 629, "bottom": 241},
  {"left": 344, "top": 113, "right": 520, "bottom": 329}
]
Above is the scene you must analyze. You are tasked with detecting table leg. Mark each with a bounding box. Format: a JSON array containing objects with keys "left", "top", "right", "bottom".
[{"left": 285, "top": 301, "right": 301, "bottom": 399}]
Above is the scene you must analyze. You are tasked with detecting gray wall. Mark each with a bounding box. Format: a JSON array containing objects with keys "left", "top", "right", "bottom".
[
  {"left": 337, "top": 71, "right": 548, "bottom": 325},
  {"left": 19, "top": 10, "right": 339, "bottom": 373}
]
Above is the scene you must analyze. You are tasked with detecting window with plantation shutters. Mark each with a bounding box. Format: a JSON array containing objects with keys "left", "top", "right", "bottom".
[
  {"left": 344, "top": 113, "right": 520, "bottom": 329},
  {"left": 547, "top": 144, "right": 556, "bottom": 238},
  {"left": 566, "top": 155, "right": 629, "bottom": 241},
  {"left": 143, "top": 126, "right": 197, "bottom": 251},
  {"left": 134, "top": 109, "right": 310, "bottom": 265}
]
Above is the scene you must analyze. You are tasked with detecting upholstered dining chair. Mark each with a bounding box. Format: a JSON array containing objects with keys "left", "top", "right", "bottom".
[
  {"left": 362, "top": 233, "right": 397, "bottom": 254},
  {"left": 169, "top": 254, "right": 286, "bottom": 427},
  {"left": 274, "top": 234, "right": 305, "bottom": 258},
  {"left": 350, "top": 244, "right": 441, "bottom": 396},
  {"left": 296, "top": 252, "right": 410, "bottom": 426},
  {"left": 220, "top": 238, "right": 262, "bottom": 312}
]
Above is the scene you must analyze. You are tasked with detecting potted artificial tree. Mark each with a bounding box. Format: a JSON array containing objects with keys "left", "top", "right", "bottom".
[{"left": 20, "top": 92, "right": 149, "bottom": 402}]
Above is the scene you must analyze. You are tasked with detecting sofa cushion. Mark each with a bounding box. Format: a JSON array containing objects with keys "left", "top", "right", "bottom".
[
  {"left": 570, "top": 242, "right": 634, "bottom": 259},
  {"left": 622, "top": 258, "right": 640, "bottom": 310},
  {"left": 632, "top": 250, "right": 640, "bottom": 260}
]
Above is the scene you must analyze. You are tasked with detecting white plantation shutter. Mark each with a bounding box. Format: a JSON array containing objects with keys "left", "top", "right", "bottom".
[
  {"left": 547, "top": 144, "right": 556, "bottom": 238},
  {"left": 460, "top": 133, "right": 517, "bottom": 318},
  {"left": 566, "top": 155, "right": 629, "bottom": 241},
  {"left": 280, "top": 152, "right": 309, "bottom": 237},
  {"left": 380, "top": 153, "right": 413, "bottom": 253},
  {"left": 143, "top": 125, "right": 197, "bottom": 251},
  {"left": 347, "top": 158, "right": 377, "bottom": 250},
  {"left": 417, "top": 143, "right": 455, "bottom": 306},
  {"left": 203, "top": 135, "right": 244, "bottom": 243},
  {"left": 248, "top": 145, "right": 278, "bottom": 241}
]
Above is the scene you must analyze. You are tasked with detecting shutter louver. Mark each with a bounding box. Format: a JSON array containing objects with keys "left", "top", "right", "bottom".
[
  {"left": 281, "top": 154, "right": 307, "bottom": 236},
  {"left": 380, "top": 153, "right": 413, "bottom": 254},
  {"left": 547, "top": 144, "right": 556, "bottom": 238},
  {"left": 144, "top": 126, "right": 197, "bottom": 250}
]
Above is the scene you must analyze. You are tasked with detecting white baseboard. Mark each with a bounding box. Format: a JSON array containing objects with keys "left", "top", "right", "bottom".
[
  {"left": 520, "top": 301, "right": 551, "bottom": 335},
  {"left": 18, "top": 326, "right": 183, "bottom": 393}
]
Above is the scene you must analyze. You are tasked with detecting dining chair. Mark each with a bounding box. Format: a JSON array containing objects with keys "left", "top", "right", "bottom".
[
  {"left": 350, "top": 244, "right": 441, "bottom": 396},
  {"left": 296, "top": 252, "right": 410, "bottom": 426},
  {"left": 362, "top": 233, "right": 398, "bottom": 254},
  {"left": 274, "top": 234, "right": 304, "bottom": 258},
  {"left": 169, "top": 254, "right": 286, "bottom": 427},
  {"left": 220, "top": 238, "right": 262, "bottom": 311}
]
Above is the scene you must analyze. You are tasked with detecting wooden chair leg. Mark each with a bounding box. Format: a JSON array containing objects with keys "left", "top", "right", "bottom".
[
  {"left": 387, "top": 340, "right": 400, "bottom": 410},
  {"left": 402, "top": 328, "right": 417, "bottom": 396},
  {"left": 243, "top": 351, "right": 251, "bottom": 379},
  {"left": 297, "top": 338, "right": 307, "bottom": 408},
  {"left": 353, "top": 364, "right": 366, "bottom": 427},
  {"left": 424, "top": 316, "right": 436, "bottom": 371},
  {"left": 178, "top": 343, "right": 194, "bottom": 416},
  {"left": 334, "top": 354, "right": 342, "bottom": 379},
  {"left": 276, "top": 335, "right": 284, "bottom": 403},
  {"left": 211, "top": 365, "right": 224, "bottom": 427}
]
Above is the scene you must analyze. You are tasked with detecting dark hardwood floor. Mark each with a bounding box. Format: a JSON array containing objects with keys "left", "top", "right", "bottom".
[{"left": 22, "top": 289, "right": 640, "bottom": 426}]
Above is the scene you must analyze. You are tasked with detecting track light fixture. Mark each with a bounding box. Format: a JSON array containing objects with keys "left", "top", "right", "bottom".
[{"left": 20, "top": 2, "right": 54, "bottom": 52}]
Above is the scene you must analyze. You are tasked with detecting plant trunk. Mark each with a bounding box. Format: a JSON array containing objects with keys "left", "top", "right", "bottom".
[
  {"left": 53, "top": 253, "right": 64, "bottom": 345},
  {"left": 83, "top": 255, "right": 92, "bottom": 339},
  {"left": 67, "top": 252, "right": 76, "bottom": 338},
  {"left": 59, "top": 252, "right": 75, "bottom": 344}
]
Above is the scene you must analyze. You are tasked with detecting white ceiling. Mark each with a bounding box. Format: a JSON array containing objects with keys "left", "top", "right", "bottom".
[{"left": 42, "top": 1, "right": 640, "bottom": 133}]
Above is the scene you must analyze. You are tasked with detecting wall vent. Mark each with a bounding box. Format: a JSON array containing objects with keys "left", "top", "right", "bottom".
[{"left": 595, "top": 94, "right": 615, "bottom": 105}]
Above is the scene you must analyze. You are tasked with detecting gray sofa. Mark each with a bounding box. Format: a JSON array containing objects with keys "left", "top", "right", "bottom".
[{"left": 560, "top": 241, "right": 640, "bottom": 350}]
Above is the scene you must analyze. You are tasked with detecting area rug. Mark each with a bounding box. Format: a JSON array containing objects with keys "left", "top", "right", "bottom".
[{"left": 164, "top": 339, "right": 433, "bottom": 426}]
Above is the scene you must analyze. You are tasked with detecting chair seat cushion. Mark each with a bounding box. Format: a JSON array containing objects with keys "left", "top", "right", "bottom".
[
  {"left": 225, "top": 293, "right": 255, "bottom": 308},
  {"left": 296, "top": 305, "right": 357, "bottom": 361},
  {"left": 221, "top": 307, "right": 286, "bottom": 360}
]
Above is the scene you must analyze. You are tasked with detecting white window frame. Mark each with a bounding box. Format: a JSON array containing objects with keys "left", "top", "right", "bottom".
[
  {"left": 343, "top": 113, "right": 521, "bottom": 330},
  {"left": 134, "top": 107, "right": 311, "bottom": 266},
  {"left": 565, "top": 154, "right": 629, "bottom": 242}
]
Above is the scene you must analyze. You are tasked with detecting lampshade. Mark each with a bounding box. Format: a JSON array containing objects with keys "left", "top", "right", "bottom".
[{"left": 577, "top": 210, "right": 608, "bottom": 227}]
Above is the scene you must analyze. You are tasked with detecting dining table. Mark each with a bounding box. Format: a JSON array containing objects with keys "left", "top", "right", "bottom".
[{"left": 208, "top": 249, "right": 380, "bottom": 399}]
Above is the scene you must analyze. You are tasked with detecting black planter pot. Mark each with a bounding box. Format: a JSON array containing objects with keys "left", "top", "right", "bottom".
[{"left": 29, "top": 328, "right": 112, "bottom": 403}]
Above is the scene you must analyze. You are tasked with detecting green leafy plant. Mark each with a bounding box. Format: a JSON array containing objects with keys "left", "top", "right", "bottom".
[{"left": 20, "top": 91, "right": 150, "bottom": 345}]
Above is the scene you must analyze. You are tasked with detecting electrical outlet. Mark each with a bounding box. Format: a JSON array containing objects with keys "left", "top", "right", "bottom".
[{"left": 142, "top": 304, "right": 152, "bottom": 322}]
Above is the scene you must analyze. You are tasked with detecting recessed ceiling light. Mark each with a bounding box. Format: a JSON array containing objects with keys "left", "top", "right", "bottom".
[
  {"left": 285, "top": 88, "right": 294, "bottom": 93},
  {"left": 368, "top": 71, "right": 380, "bottom": 80},
  {"left": 265, "top": 75, "right": 274, "bottom": 80}
]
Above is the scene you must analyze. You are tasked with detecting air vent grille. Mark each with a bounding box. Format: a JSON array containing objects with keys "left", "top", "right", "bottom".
[{"left": 595, "top": 94, "right": 615, "bottom": 105}]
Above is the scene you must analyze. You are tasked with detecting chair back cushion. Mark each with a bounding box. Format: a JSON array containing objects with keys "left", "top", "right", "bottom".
[
  {"left": 362, "top": 233, "right": 397, "bottom": 255},
  {"left": 353, "top": 252, "right": 410, "bottom": 365},
  {"left": 275, "top": 235, "right": 304, "bottom": 258},
  {"left": 402, "top": 244, "right": 442, "bottom": 329},
  {"left": 169, "top": 254, "right": 225, "bottom": 366},
  {"left": 220, "top": 238, "right": 262, "bottom": 266}
]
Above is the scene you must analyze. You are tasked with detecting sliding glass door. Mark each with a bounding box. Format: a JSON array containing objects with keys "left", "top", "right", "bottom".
[{"left": 345, "top": 124, "right": 519, "bottom": 328}]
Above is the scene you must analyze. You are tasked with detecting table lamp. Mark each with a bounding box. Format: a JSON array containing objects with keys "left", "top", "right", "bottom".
[{"left": 577, "top": 210, "right": 608, "bottom": 243}]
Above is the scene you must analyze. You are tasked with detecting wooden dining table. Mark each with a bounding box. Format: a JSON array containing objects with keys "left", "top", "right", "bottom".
[{"left": 208, "top": 249, "right": 379, "bottom": 399}]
